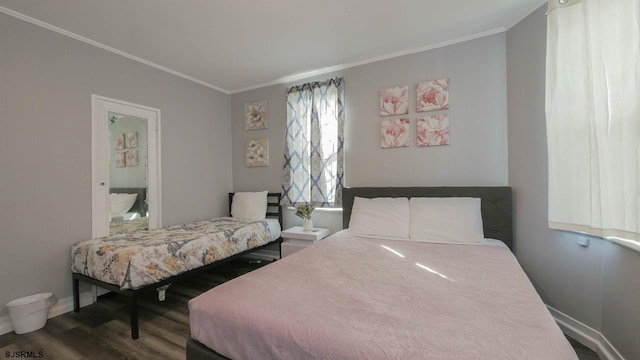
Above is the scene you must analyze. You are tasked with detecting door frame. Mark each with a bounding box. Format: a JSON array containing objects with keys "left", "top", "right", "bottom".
[{"left": 91, "top": 95, "right": 162, "bottom": 238}]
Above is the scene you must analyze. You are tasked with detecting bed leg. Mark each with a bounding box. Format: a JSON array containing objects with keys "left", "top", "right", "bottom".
[
  {"left": 73, "top": 276, "right": 80, "bottom": 312},
  {"left": 130, "top": 294, "right": 139, "bottom": 339}
]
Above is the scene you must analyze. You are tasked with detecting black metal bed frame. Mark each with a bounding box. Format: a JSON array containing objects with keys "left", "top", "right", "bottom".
[{"left": 73, "top": 192, "right": 283, "bottom": 339}]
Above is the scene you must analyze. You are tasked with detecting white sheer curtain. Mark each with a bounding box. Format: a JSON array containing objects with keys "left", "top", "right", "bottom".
[{"left": 546, "top": 0, "right": 640, "bottom": 241}]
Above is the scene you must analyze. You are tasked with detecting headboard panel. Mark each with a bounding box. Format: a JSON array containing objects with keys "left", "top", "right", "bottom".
[
  {"left": 110, "top": 187, "right": 147, "bottom": 217},
  {"left": 342, "top": 187, "right": 512, "bottom": 249}
]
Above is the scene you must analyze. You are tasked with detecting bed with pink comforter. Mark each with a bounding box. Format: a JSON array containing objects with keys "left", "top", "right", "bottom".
[
  {"left": 187, "top": 186, "right": 575, "bottom": 360},
  {"left": 188, "top": 231, "right": 577, "bottom": 360}
]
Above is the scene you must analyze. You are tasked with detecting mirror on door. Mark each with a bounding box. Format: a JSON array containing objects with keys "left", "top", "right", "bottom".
[{"left": 108, "top": 111, "right": 149, "bottom": 235}]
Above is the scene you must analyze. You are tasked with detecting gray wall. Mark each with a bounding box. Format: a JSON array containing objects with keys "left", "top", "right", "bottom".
[
  {"left": 231, "top": 34, "right": 508, "bottom": 230},
  {"left": 0, "top": 13, "right": 231, "bottom": 317},
  {"left": 507, "top": 6, "right": 640, "bottom": 359}
]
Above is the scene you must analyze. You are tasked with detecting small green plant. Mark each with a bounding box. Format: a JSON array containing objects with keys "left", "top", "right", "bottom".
[{"left": 294, "top": 203, "right": 315, "bottom": 220}]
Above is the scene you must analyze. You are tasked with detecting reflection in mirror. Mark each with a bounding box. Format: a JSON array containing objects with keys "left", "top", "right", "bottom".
[{"left": 108, "top": 112, "right": 149, "bottom": 235}]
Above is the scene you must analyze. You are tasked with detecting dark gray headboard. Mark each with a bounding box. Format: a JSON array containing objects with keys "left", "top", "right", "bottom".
[
  {"left": 110, "top": 188, "right": 147, "bottom": 217},
  {"left": 342, "top": 187, "right": 512, "bottom": 249}
]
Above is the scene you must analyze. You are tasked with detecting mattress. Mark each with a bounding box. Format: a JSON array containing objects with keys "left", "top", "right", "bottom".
[
  {"left": 109, "top": 217, "right": 149, "bottom": 235},
  {"left": 188, "top": 231, "right": 577, "bottom": 360},
  {"left": 71, "top": 217, "right": 280, "bottom": 290}
]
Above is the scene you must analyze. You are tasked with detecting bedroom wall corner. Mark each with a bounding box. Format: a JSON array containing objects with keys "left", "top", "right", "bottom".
[
  {"left": 506, "top": 0, "right": 603, "bottom": 333},
  {"left": 0, "top": 9, "right": 8, "bottom": 325},
  {"left": 0, "top": 12, "right": 232, "bottom": 320},
  {"left": 507, "top": 5, "right": 640, "bottom": 360}
]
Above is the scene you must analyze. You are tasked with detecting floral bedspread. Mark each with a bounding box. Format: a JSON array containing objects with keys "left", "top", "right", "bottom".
[
  {"left": 71, "top": 217, "right": 272, "bottom": 290},
  {"left": 109, "top": 217, "right": 149, "bottom": 235}
]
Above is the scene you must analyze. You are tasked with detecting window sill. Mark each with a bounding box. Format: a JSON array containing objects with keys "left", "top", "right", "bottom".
[{"left": 606, "top": 237, "right": 640, "bottom": 255}]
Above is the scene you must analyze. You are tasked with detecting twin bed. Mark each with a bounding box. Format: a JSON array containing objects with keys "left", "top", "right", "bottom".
[
  {"left": 186, "top": 187, "right": 578, "bottom": 360},
  {"left": 71, "top": 192, "right": 283, "bottom": 339}
]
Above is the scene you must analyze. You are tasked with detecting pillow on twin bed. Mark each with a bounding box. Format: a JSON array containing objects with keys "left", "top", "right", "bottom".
[
  {"left": 348, "top": 197, "right": 410, "bottom": 239},
  {"left": 231, "top": 191, "right": 268, "bottom": 220},
  {"left": 409, "top": 197, "right": 484, "bottom": 244},
  {"left": 110, "top": 193, "right": 138, "bottom": 217}
]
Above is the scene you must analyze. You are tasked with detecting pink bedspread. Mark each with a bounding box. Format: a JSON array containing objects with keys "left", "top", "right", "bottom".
[{"left": 189, "top": 232, "right": 577, "bottom": 360}]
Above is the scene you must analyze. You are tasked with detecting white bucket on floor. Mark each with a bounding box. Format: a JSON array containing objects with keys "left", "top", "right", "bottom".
[{"left": 6, "top": 293, "right": 57, "bottom": 334}]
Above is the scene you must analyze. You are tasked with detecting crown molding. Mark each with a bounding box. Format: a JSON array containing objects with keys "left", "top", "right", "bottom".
[
  {"left": 230, "top": 27, "right": 506, "bottom": 93},
  {"left": 2, "top": 4, "right": 540, "bottom": 96},
  {"left": 0, "top": 6, "right": 230, "bottom": 94}
]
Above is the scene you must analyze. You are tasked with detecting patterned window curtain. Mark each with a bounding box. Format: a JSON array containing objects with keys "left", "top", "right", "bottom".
[{"left": 281, "top": 77, "right": 344, "bottom": 208}]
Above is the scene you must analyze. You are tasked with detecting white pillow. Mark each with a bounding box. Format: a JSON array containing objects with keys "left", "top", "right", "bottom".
[
  {"left": 110, "top": 193, "right": 138, "bottom": 217},
  {"left": 409, "top": 197, "right": 484, "bottom": 244},
  {"left": 348, "top": 197, "right": 410, "bottom": 238},
  {"left": 231, "top": 191, "right": 268, "bottom": 220}
]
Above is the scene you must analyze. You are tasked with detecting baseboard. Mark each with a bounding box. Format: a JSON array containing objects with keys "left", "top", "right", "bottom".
[
  {"left": 0, "top": 291, "right": 95, "bottom": 336},
  {"left": 246, "top": 249, "right": 279, "bottom": 261},
  {"left": 547, "top": 305, "right": 625, "bottom": 360}
]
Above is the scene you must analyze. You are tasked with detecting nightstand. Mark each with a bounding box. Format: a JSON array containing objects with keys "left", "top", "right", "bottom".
[{"left": 281, "top": 226, "right": 331, "bottom": 257}]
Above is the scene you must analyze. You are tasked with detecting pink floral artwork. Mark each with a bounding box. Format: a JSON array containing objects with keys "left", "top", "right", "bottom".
[
  {"left": 416, "top": 78, "right": 449, "bottom": 112},
  {"left": 126, "top": 150, "right": 138, "bottom": 167},
  {"left": 417, "top": 115, "right": 450, "bottom": 147},
  {"left": 114, "top": 133, "right": 125, "bottom": 150},
  {"left": 115, "top": 151, "right": 126, "bottom": 168},
  {"left": 126, "top": 132, "right": 138, "bottom": 149},
  {"left": 380, "top": 85, "right": 409, "bottom": 116},
  {"left": 381, "top": 118, "right": 410, "bottom": 148}
]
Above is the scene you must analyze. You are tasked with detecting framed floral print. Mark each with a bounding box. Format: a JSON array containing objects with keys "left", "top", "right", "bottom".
[
  {"left": 381, "top": 118, "right": 410, "bottom": 148},
  {"left": 416, "top": 78, "right": 449, "bottom": 112},
  {"left": 417, "top": 114, "right": 450, "bottom": 146},
  {"left": 115, "top": 151, "right": 126, "bottom": 168},
  {"left": 114, "top": 133, "right": 125, "bottom": 150},
  {"left": 125, "top": 132, "right": 138, "bottom": 149},
  {"left": 126, "top": 150, "right": 138, "bottom": 167},
  {"left": 380, "top": 85, "right": 409, "bottom": 116},
  {"left": 246, "top": 138, "right": 269, "bottom": 167},
  {"left": 244, "top": 100, "right": 268, "bottom": 130}
]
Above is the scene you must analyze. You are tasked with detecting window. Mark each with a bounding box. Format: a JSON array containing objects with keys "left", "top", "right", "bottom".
[
  {"left": 281, "top": 77, "right": 344, "bottom": 208},
  {"left": 546, "top": 0, "right": 640, "bottom": 242}
]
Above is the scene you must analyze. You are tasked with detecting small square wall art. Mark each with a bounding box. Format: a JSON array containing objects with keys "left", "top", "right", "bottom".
[
  {"left": 114, "top": 133, "right": 125, "bottom": 150},
  {"left": 381, "top": 118, "right": 410, "bottom": 149},
  {"left": 115, "top": 151, "right": 126, "bottom": 168},
  {"left": 244, "top": 100, "right": 268, "bottom": 130},
  {"left": 126, "top": 132, "right": 138, "bottom": 149},
  {"left": 417, "top": 114, "right": 450, "bottom": 147},
  {"left": 246, "top": 138, "right": 269, "bottom": 167},
  {"left": 380, "top": 85, "right": 409, "bottom": 116},
  {"left": 416, "top": 78, "right": 449, "bottom": 112},
  {"left": 126, "top": 150, "right": 138, "bottom": 167}
]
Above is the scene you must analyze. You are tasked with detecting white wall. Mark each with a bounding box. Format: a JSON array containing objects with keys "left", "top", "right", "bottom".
[
  {"left": 507, "top": 6, "right": 640, "bottom": 359},
  {"left": 0, "top": 13, "right": 232, "bottom": 318},
  {"left": 231, "top": 34, "right": 509, "bottom": 231}
]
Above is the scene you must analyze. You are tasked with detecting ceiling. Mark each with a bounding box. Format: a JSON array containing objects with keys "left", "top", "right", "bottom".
[{"left": 0, "top": 0, "right": 545, "bottom": 94}]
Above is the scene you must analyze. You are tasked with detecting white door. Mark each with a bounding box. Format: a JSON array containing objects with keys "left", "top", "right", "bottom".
[{"left": 91, "top": 95, "right": 162, "bottom": 237}]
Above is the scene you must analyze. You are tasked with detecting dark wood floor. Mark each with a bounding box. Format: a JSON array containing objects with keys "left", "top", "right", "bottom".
[{"left": 0, "top": 257, "right": 600, "bottom": 360}]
